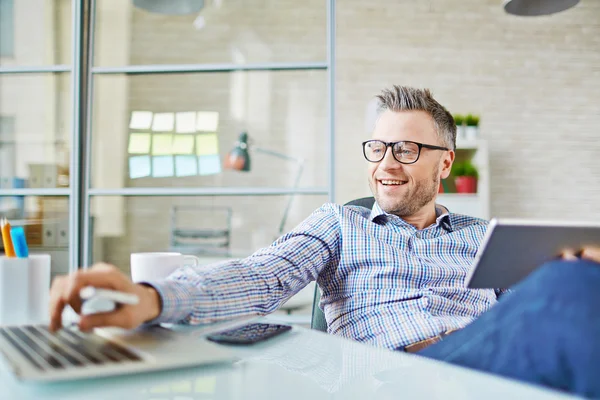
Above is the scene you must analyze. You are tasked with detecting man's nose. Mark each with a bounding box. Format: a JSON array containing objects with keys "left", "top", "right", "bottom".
[{"left": 379, "top": 146, "right": 401, "bottom": 169}]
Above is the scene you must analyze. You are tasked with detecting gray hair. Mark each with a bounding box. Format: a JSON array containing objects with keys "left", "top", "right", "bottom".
[{"left": 374, "top": 85, "right": 456, "bottom": 150}]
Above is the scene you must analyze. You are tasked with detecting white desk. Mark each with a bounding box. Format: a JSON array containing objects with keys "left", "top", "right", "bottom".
[{"left": 0, "top": 322, "right": 574, "bottom": 399}]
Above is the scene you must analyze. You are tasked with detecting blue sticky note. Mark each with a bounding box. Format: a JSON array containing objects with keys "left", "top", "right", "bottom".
[
  {"left": 152, "top": 156, "right": 174, "bottom": 178},
  {"left": 129, "top": 156, "right": 151, "bottom": 179},
  {"left": 198, "top": 155, "right": 221, "bottom": 176},
  {"left": 175, "top": 155, "right": 198, "bottom": 177}
]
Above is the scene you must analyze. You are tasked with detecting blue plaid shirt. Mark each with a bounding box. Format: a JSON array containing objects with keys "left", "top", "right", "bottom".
[{"left": 149, "top": 202, "right": 498, "bottom": 350}]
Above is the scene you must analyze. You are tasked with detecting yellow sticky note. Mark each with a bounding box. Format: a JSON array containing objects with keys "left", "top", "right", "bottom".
[
  {"left": 172, "top": 135, "right": 194, "bottom": 154},
  {"left": 128, "top": 133, "right": 151, "bottom": 154},
  {"left": 196, "top": 134, "right": 218, "bottom": 156},
  {"left": 196, "top": 111, "right": 219, "bottom": 132},
  {"left": 152, "top": 134, "right": 173, "bottom": 155}
]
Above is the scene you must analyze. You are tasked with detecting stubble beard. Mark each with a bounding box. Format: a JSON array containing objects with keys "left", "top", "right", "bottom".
[{"left": 373, "top": 168, "right": 440, "bottom": 218}]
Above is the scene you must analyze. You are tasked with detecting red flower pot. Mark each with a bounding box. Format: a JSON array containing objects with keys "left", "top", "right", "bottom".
[{"left": 455, "top": 176, "right": 477, "bottom": 193}]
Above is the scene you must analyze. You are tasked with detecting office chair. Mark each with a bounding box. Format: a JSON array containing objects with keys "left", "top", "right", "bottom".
[{"left": 310, "top": 196, "right": 375, "bottom": 332}]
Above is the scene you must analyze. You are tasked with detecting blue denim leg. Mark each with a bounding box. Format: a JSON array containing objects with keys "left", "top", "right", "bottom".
[{"left": 419, "top": 260, "right": 600, "bottom": 398}]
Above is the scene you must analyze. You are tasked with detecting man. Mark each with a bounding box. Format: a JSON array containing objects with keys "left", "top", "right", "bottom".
[{"left": 49, "top": 86, "right": 600, "bottom": 396}]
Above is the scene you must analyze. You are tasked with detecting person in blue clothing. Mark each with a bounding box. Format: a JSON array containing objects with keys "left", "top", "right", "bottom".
[{"left": 48, "top": 85, "right": 600, "bottom": 397}]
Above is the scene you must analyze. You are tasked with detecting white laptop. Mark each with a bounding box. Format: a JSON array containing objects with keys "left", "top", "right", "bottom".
[
  {"left": 465, "top": 218, "right": 600, "bottom": 289},
  {"left": 0, "top": 317, "right": 254, "bottom": 382}
]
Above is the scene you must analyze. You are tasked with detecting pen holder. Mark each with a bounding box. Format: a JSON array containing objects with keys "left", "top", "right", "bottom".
[
  {"left": 0, "top": 255, "right": 50, "bottom": 326},
  {"left": 0, "top": 256, "right": 30, "bottom": 325},
  {"left": 28, "top": 254, "right": 51, "bottom": 324}
]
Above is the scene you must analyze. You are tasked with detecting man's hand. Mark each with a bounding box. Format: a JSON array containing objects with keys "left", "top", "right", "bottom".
[
  {"left": 562, "top": 247, "right": 600, "bottom": 263},
  {"left": 48, "top": 263, "right": 161, "bottom": 332}
]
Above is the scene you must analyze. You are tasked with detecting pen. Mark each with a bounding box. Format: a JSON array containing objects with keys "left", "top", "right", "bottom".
[
  {"left": 0, "top": 218, "right": 16, "bottom": 257},
  {"left": 79, "top": 286, "right": 140, "bottom": 305},
  {"left": 9, "top": 226, "right": 28, "bottom": 258}
]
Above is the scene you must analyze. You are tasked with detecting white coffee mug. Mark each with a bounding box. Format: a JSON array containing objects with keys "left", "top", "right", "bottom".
[{"left": 130, "top": 252, "right": 199, "bottom": 283}]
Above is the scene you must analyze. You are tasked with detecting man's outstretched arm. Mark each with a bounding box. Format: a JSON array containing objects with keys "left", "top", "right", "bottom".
[{"left": 49, "top": 204, "right": 342, "bottom": 332}]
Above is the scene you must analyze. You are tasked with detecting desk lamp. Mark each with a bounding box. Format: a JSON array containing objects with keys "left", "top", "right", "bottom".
[
  {"left": 503, "top": 0, "right": 579, "bottom": 16},
  {"left": 225, "top": 132, "right": 304, "bottom": 237}
]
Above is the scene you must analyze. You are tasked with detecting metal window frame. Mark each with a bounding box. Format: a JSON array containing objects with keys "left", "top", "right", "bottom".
[{"left": 0, "top": 0, "right": 336, "bottom": 271}]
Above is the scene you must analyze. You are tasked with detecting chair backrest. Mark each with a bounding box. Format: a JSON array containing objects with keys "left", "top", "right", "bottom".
[
  {"left": 310, "top": 197, "right": 375, "bottom": 332},
  {"left": 344, "top": 196, "right": 376, "bottom": 209}
]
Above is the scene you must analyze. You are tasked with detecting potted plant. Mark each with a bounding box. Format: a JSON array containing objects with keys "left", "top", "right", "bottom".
[
  {"left": 453, "top": 114, "right": 465, "bottom": 142},
  {"left": 452, "top": 160, "right": 478, "bottom": 193},
  {"left": 465, "top": 114, "right": 480, "bottom": 141}
]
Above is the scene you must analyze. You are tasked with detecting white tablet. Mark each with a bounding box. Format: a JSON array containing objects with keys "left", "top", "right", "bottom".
[{"left": 465, "top": 218, "right": 600, "bottom": 289}]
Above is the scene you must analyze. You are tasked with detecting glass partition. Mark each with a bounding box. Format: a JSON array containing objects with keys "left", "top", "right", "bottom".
[
  {"left": 0, "top": 195, "right": 69, "bottom": 279},
  {"left": 90, "top": 195, "right": 329, "bottom": 276},
  {"left": 0, "top": 0, "right": 333, "bottom": 275},
  {"left": 93, "top": 0, "right": 327, "bottom": 66},
  {"left": 0, "top": 0, "right": 72, "bottom": 67},
  {"left": 0, "top": 73, "right": 71, "bottom": 188},
  {"left": 90, "top": 70, "right": 327, "bottom": 189}
]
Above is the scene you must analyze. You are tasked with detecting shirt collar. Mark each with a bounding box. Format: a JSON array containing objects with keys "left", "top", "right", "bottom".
[{"left": 369, "top": 201, "right": 453, "bottom": 232}]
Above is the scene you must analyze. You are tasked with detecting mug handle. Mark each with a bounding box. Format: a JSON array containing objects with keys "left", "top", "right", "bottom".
[{"left": 182, "top": 255, "right": 200, "bottom": 267}]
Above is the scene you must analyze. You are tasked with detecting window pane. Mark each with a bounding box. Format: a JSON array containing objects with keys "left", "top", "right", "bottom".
[
  {"left": 89, "top": 195, "right": 329, "bottom": 276},
  {"left": 93, "top": 0, "right": 326, "bottom": 66},
  {"left": 91, "top": 70, "right": 327, "bottom": 189},
  {"left": 0, "top": 0, "right": 72, "bottom": 66},
  {"left": 0, "top": 73, "right": 71, "bottom": 188},
  {"left": 0, "top": 195, "right": 70, "bottom": 280}
]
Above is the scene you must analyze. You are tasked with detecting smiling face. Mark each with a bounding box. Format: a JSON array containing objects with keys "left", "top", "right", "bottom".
[{"left": 367, "top": 110, "right": 454, "bottom": 218}]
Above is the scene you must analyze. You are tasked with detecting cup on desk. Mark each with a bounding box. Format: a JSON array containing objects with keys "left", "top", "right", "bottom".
[
  {"left": 130, "top": 252, "right": 200, "bottom": 283},
  {"left": 0, "top": 254, "right": 50, "bottom": 325}
]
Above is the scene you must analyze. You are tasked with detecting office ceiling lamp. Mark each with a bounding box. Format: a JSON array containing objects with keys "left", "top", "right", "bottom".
[
  {"left": 133, "top": 0, "right": 204, "bottom": 15},
  {"left": 225, "top": 132, "right": 305, "bottom": 237},
  {"left": 503, "top": 0, "right": 579, "bottom": 16}
]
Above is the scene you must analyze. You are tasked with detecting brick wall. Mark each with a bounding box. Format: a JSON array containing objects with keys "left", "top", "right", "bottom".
[{"left": 336, "top": 0, "right": 600, "bottom": 219}]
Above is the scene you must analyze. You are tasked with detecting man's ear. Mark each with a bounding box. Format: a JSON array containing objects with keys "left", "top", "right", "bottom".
[{"left": 440, "top": 150, "right": 455, "bottom": 179}]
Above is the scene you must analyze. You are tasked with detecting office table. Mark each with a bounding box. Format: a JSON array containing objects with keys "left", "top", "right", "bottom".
[{"left": 0, "top": 322, "right": 574, "bottom": 400}]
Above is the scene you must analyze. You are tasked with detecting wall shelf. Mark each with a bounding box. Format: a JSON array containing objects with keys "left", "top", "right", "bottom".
[{"left": 439, "top": 139, "right": 490, "bottom": 219}]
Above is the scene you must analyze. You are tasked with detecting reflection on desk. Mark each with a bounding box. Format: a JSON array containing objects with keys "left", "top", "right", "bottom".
[{"left": 0, "top": 322, "right": 572, "bottom": 400}]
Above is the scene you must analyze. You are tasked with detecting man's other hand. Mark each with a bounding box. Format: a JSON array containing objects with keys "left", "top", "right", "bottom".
[
  {"left": 48, "top": 263, "right": 161, "bottom": 332},
  {"left": 562, "top": 247, "right": 600, "bottom": 263}
]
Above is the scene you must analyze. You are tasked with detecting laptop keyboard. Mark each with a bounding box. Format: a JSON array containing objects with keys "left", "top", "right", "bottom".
[{"left": 0, "top": 325, "right": 142, "bottom": 372}]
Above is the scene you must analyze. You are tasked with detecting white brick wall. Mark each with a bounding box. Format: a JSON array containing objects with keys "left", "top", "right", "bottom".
[{"left": 336, "top": 0, "right": 600, "bottom": 220}]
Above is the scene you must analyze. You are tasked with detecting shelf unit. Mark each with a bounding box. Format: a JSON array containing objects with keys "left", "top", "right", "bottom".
[{"left": 438, "top": 139, "right": 490, "bottom": 219}]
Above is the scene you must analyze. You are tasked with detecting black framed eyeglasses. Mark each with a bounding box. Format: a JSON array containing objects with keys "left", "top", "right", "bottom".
[{"left": 362, "top": 140, "right": 449, "bottom": 164}]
